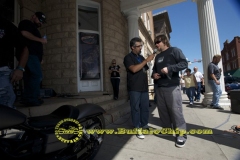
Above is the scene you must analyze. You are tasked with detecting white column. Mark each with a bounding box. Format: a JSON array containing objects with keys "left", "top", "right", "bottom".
[
  {"left": 125, "top": 9, "right": 140, "bottom": 42},
  {"left": 193, "top": 0, "right": 230, "bottom": 108}
]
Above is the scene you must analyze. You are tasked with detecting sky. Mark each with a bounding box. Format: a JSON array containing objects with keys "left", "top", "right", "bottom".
[{"left": 152, "top": 0, "right": 240, "bottom": 74}]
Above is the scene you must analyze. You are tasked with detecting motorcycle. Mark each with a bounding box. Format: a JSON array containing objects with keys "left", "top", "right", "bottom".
[{"left": 0, "top": 103, "right": 105, "bottom": 160}]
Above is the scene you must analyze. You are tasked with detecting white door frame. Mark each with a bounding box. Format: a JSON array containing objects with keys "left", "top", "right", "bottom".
[{"left": 76, "top": 0, "right": 103, "bottom": 92}]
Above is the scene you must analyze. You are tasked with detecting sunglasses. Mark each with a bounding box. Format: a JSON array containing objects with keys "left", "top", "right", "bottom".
[
  {"left": 155, "top": 40, "right": 161, "bottom": 45},
  {"left": 134, "top": 45, "right": 143, "bottom": 48}
]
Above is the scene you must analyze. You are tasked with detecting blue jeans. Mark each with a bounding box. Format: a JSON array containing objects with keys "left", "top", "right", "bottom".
[
  {"left": 22, "top": 55, "right": 42, "bottom": 104},
  {"left": 0, "top": 67, "right": 16, "bottom": 108},
  {"left": 186, "top": 87, "right": 195, "bottom": 103},
  {"left": 195, "top": 82, "right": 201, "bottom": 100},
  {"left": 209, "top": 80, "right": 222, "bottom": 106},
  {"left": 129, "top": 91, "right": 149, "bottom": 128}
]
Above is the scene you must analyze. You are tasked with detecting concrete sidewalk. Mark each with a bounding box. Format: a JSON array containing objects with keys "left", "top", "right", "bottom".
[{"left": 94, "top": 94, "right": 240, "bottom": 160}]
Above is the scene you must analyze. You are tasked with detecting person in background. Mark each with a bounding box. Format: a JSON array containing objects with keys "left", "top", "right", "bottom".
[
  {"left": 208, "top": 55, "right": 224, "bottom": 110},
  {"left": 193, "top": 67, "right": 203, "bottom": 102},
  {"left": 123, "top": 37, "right": 155, "bottom": 139},
  {"left": 109, "top": 59, "right": 120, "bottom": 100},
  {"left": 18, "top": 12, "right": 47, "bottom": 106},
  {"left": 183, "top": 68, "right": 197, "bottom": 105},
  {"left": 180, "top": 75, "right": 186, "bottom": 94},
  {"left": 152, "top": 34, "right": 188, "bottom": 148}
]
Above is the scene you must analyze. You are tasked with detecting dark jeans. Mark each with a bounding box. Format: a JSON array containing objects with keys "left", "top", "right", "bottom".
[
  {"left": 23, "top": 55, "right": 42, "bottom": 104},
  {"left": 111, "top": 78, "right": 120, "bottom": 98},
  {"left": 186, "top": 87, "right": 195, "bottom": 103},
  {"left": 195, "top": 82, "right": 201, "bottom": 100},
  {"left": 129, "top": 91, "right": 149, "bottom": 128}
]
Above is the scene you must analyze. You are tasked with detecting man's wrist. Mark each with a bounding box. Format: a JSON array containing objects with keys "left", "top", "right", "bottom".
[{"left": 16, "top": 66, "right": 25, "bottom": 72}]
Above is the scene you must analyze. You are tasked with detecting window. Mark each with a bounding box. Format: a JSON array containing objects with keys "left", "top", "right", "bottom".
[
  {"left": 226, "top": 53, "right": 229, "bottom": 60},
  {"left": 227, "top": 63, "right": 231, "bottom": 70},
  {"left": 233, "top": 60, "right": 237, "bottom": 69},
  {"left": 78, "top": 6, "right": 99, "bottom": 31},
  {"left": 231, "top": 48, "right": 236, "bottom": 57}
]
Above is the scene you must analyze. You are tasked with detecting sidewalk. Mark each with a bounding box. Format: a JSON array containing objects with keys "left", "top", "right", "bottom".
[{"left": 94, "top": 94, "right": 240, "bottom": 160}]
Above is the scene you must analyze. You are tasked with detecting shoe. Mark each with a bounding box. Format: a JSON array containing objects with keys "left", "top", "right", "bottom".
[
  {"left": 189, "top": 102, "right": 193, "bottom": 105},
  {"left": 196, "top": 99, "right": 200, "bottom": 102},
  {"left": 212, "top": 106, "right": 224, "bottom": 110},
  {"left": 136, "top": 129, "right": 145, "bottom": 139},
  {"left": 175, "top": 135, "right": 187, "bottom": 148},
  {"left": 114, "top": 97, "right": 118, "bottom": 100}
]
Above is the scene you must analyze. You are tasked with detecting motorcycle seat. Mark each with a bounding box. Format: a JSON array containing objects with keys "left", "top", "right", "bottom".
[
  {"left": 0, "top": 105, "right": 27, "bottom": 130},
  {"left": 28, "top": 105, "right": 79, "bottom": 128}
]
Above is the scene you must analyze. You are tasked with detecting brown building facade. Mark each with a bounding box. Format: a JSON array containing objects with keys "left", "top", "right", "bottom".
[{"left": 221, "top": 36, "right": 240, "bottom": 77}]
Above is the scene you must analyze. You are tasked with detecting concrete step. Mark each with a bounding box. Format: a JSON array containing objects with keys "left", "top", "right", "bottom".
[
  {"left": 96, "top": 98, "right": 127, "bottom": 111},
  {"left": 103, "top": 101, "right": 131, "bottom": 126}
]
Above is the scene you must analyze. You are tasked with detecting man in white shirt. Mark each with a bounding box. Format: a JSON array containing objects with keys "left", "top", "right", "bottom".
[{"left": 193, "top": 67, "right": 203, "bottom": 102}]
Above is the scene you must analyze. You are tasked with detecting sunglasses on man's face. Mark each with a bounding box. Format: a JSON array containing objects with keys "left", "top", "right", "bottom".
[{"left": 155, "top": 40, "right": 161, "bottom": 45}]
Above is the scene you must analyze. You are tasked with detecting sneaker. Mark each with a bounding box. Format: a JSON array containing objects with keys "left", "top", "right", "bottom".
[
  {"left": 196, "top": 99, "right": 200, "bottom": 102},
  {"left": 189, "top": 102, "right": 193, "bottom": 105},
  {"left": 175, "top": 135, "right": 187, "bottom": 148},
  {"left": 136, "top": 129, "right": 145, "bottom": 139},
  {"left": 212, "top": 106, "right": 224, "bottom": 110}
]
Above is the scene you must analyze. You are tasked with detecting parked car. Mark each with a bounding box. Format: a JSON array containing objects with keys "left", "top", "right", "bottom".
[
  {"left": 225, "top": 82, "right": 240, "bottom": 93},
  {"left": 224, "top": 76, "right": 240, "bottom": 84}
]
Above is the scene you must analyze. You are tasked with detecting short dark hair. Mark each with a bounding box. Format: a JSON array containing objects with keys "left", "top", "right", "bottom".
[
  {"left": 130, "top": 37, "right": 142, "bottom": 48},
  {"left": 154, "top": 35, "right": 171, "bottom": 47},
  {"left": 185, "top": 68, "right": 191, "bottom": 73}
]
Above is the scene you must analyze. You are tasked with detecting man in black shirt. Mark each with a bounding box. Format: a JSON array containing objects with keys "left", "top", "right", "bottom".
[
  {"left": 18, "top": 12, "right": 47, "bottom": 106},
  {"left": 152, "top": 35, "right": 188, "bottom": 148},
  {"left": 207, "top": 54, "right": 223, "bottom": 110},
  {"left": 123, "top": 37, "right": 155, "bottom": 139}
]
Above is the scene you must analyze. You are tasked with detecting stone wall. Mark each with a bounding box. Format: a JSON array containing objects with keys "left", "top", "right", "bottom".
[
  {"left": 40, "top": 0, "right": 77, "bottom": 94},
  {"left": 101, "top": 0, "right": 128, "bottom": 97}
]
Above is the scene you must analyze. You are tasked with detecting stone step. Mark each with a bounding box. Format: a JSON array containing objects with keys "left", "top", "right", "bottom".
[
  {"left": 103, "top": 101, "right": 131, "bottom": 126},
  {"left": 96, "top": 98, "right": 127, "bottom": 111}
]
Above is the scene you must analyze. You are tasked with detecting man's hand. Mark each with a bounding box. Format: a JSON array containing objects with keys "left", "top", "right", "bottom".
[
  {"left": 146, "top": 54, "right": 155, "bottom": 62},
  {"left": 215, "top": 80, "right": 220, "bottom": 85},
  {"left": 161, "top": 67, "right": 168, "bottom": 74},
  {"left": 40, "top": 38, "right": 47, "bottom": 44},
  {"left": 11, "top": 70, "right": 23, "bottom": 83},
  {"left": 153, "top": 73, "right": 161, "bottom": 79}
]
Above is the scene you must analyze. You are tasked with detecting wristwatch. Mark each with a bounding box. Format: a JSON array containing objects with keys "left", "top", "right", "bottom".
[{"left": 16, "top": 66, "right": 25, "bottom": 72}]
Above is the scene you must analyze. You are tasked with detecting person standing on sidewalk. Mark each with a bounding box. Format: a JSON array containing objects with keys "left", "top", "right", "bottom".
[
  {"left": 123, "top": 37, "right": 155, "bottom": 139},
  {"left": 18, "top": 12, "right": 47, "bottom": 106},
  {"left": 183, "top": 68, "right": 197, "bottom": 105},
  {"left": 193, "top": 67, "right": 203, "bottom": 102},
  {"left": 152, "top": 34, "right": 188, "bottom": 148},
  {"left": 109, "top": 59, "right": 120, "bottom": 100},
  {"left": 208, "top": 55, "right": 224, "bottom": 110}
]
